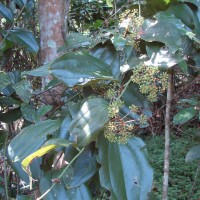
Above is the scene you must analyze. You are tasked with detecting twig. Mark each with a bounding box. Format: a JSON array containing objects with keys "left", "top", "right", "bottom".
[
  {"left": 162, "top": 69, "right": 173, "bottom": 200},
  {"left": 3, "top": 133, "right": 9, "bottom": 200}
]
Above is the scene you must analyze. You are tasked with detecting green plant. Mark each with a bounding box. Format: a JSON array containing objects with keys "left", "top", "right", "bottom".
[{"left": 1, "top": 0, "right": 200, "bottom": 199}]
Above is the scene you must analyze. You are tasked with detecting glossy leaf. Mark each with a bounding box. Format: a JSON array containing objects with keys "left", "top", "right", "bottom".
[
  {"left": 122, "top": 83, "right": 149, "bottom": 109},
  {"left": 141, "top": 11, "right": 186, "bottom": 53},
  {"left": 22, "top": 64, "right": 50, "bottom": 77},
  {"left": 185, "top": 145, "right": 200, "bottom": 162},
  {"left": 69, "top": 149, "right": 97, "bottom": 187},
  {"left": 49, "top": 51, "right": 114, "bottom": 87},
  {"left": 13, "top": 80, "right": 32, "bottom": 103},
  {"left": 22, "top": 139, "right": 72, "bottom": 174},
  {"left": 40, "top": 170, "right": 92, "bottom": 200},
  {"left": 145, "top": 44, "right": 183, "bottom": 68},
  {"left": 96, "top": 134, "right": 153, "bottom": 200},
  {"left": 36, "top": 105, "right": 52, "bottom": 119},
  {"left": 59, "top": 115, "right": 72, "bottom": 139},
  {"left": 179, "top": 0, "right": 200, "bottom": 10},
  {"left": 173, "top": 107, "right": 197, "bottom": 125},
  {"left": 20, "top": 103, "right": 36, "bottom": 122},
  {"left": 7, "top": 119, "right": 61, "bottom": 182},
  {"left": 0, "top": 72, "right": 11, "bottom": 92},
  {"left": 69, "top": 98, "right": 109, "bottom": 148},
  {"left": 90, "top": 40, "right": 120, "bottom": 79},
  {"left": 0, "top": 107, "right": 22, "bottom": 123},
  {"left": 4, "top": 27, "right": 39, "bottom": 53},
  {"left": 167, "top": 3, "right": 196, "bottom": 30},
  {"left": 0, "top": 3, "right": 14, "bottom": 23},
  {"left": 61, "top": 32, "right": 92, "bottom": 51}
]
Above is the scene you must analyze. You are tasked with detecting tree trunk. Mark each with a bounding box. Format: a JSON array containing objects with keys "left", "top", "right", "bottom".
[{"left": 38, "top": 0, "right": 69, "bottom": 105}]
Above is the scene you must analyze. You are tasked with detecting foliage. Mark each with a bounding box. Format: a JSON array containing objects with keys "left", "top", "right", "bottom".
[
  {"left": 0, "top": 0, "right": 200, "bottom": 199},
  {"left": 145, "top": 129, "right": 200, "bottom": 199}
]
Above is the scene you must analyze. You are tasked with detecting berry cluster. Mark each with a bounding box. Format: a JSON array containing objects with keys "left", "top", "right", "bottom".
[
  {"left": 104, "top": 116, "right": 134, "bottom": 144},
  {"left": 131, "top": 65, "right": 168, "bottom": 102}
]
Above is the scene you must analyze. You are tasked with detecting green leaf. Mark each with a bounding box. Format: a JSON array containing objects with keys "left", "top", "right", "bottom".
[
  {"left": 167, "top": 3, "right": 196, "bottom": 30},
  {"left": 179, "top": 98, "right": 199, "bottom": 106},
  {"left": 141, "top": 11, "right": 186, "bottom": 53},
  {"left": 60, "top": 32, "right": 92, "bottom": 51},
  {"left": 4, "top": 27, "right": 39, "bottom": 53},
  {"left": 0, "top": 3, "right": 14, "bottom": 23},
  {"left": 20, "top": 103, "right": 36, "bottom": 122},
  {"left": 40, "top": 170, "right": 92, "bottom": 200},
  {"left": 178, "top": 60, "right": 188, "bottom": 74},
  {"left": 69, "top": 98, "right": 109, "bottom": 148},
  {"left": 96, "top": 134, "right": 153, "bottom": 200},
  {"left": 185, "top": 145, "right": 200, "bottom": 162},
  {"left": 122, "top": 83, "right": 149, "bottom": 109},
  {"left": 106, "top": 0, "right": 113, "bottom": 7},
  {"left": 69, "top": 149, "right": 97, "bottom": 187},
  {"left": 22, "top": 139, "right": 72, "bottom": 174},
  {"left": 145, "top": 44, "right": 184, "bottom": 68},
  {"left": 13, "top": 80, "right": 32, "bottom": 103},
  {"left": 36, "top": 105, "right": 52, "bottom": 119},
  {"left": 179, "top": 0, "right": 200, "bottom": 9},
  {"left": 0, "top": 130, "right": 7, "bottom": 149},
  {"left": 7, "top": 119, "right": 61, "bottom": 182},
  {"left": 0, "top": 71, "right": 11, "bottom": 92},
  {"left": 173, "top": 107, "right": 197, "bottom": 125},
  {"left": 0, "top": 97, "right": 19, "bottom": 107},
  {"left": 0, "top": 107, "right": 22, "bottom": 123},
  {"left": 22, "top": 64, "right": 50, "bottom": 77},
  {"left": 49, "top": 51, "right": 114, "bottom": 87},
  {"left": 90, "top": 40, "right": 120, "bottom": 79}
]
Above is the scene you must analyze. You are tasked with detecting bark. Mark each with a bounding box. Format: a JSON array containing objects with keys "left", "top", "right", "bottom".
[
  {"left": 38, "top": 0, "right": 69, "bottom": 105},
  {"left": 162, "top": 70, "right": 173, "bottom": 200}
]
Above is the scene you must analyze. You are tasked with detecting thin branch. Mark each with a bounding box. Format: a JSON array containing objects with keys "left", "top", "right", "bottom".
[{"left": 162, "top": 69, "right": 173, "bottom": 200}]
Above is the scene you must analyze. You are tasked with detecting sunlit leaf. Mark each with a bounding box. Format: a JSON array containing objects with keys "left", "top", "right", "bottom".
[
  {"left": 141, "top": 11, "right": 186, "bottom": 53},
  {"left": 50, "top": 51, "right": 114, "bottom": 87},
  {"left": 69, "top": 98, "right": 109, "bottom": 148}
]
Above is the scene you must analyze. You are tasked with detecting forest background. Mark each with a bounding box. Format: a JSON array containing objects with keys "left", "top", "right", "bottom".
[{"left": 0, "top": 0, "right": 200, "bottom": 199}]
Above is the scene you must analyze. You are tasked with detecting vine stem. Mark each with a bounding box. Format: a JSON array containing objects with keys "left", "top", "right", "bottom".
[
  {"left": 0, "top": 0, "right": 28, "bottom": 48},
  {"left": 162, "top": 69, "right": 173, "bottom": 200},
  {"left": 117, "top": 78, "right": 132, "bottom": 101},
  {"left": 3, "top": 134, "right": 9, "bottom": 200},
  {"left": 36, "top": 148, "right": 85, "bottom": 200}
]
